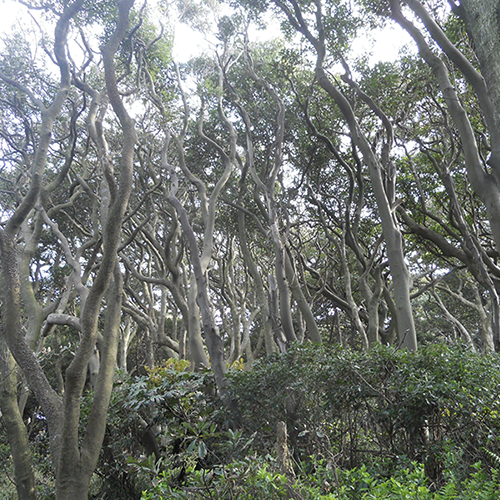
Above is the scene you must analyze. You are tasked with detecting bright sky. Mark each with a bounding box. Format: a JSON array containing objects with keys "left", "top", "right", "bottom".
[
  {"left": 0, "top": 0, "right": 22, "bottom": 31},
  {"left": 0, "top": 0, "right": 215, "bottom": 62}
]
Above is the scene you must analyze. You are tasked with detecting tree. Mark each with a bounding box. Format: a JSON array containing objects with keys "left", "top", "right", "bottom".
[
  {"left": 0, "top": 0, "right": 138, "bottom": 497},
  {"left": 386, "top": 0, "right": 500, "bottom": 350},
  {"left": 6, "top": 0, "right": 500, "bottom": 495},
  {"left": 254, "top": 0, "right": 418, "bottom": 350}
]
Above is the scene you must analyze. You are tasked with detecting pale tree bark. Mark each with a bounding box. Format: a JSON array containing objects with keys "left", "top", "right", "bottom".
[
  {"left": 216, "top": 238, "right": 244, "bottom": 364},
  {"left": 389, "top": 0, "right": 500, "bottom": 349},
  {"left": 458, "top": 0, "right": 500, "bottom": 187},
  {"left": 437, "top": 282, "right": 494, "bottom": 352},
  {"left": 0, "top": 0, "right": 85, "bottom": 477},
  {"left": 430, "top": 289, "right": 477, "bottom": 351},
  {"left": 230, "top": 158, "right": 278, "bottom": 356},
  {"left": 166, "top": 194, "right": 227, "bottom": 393},
  {"left": 309, "top": 192, "right": 375, "bottom": 348},
  {"left": 225, "top": 39, "right": 322, "bottom": 347},
  {"left": 285, "top": 250, "right": 322, "bottom": 343},
  {"left": 361, "top": 265, "right": 384, "bottom": 347},
  {"left": 118, "top": 317, "right": 136, "bottom": 372},
  {"left": 121, "top": 295, "right": 179, "bottom": 366},
  {"left": 268, "top": 274, "right": 288, "bottom": 352},
  {"left": 152, "top": 52, "right": 235, "bottom": 394},
  {"left": 273, "top": 0, "right": 417, "bottom": 350},
  {"left": 240, "top": 304, "right": 263, "bottom": 367},
  {"left": 237, "top": 208, "right": 277, "bottom": 355},
  {"left": 0, "top": 335, "right": 36, "bottom": 500},
  {"left": 187, "top": 276, "right": 211, "bottom": 369},
  {"left": 241, "top": 46, "right": 296, "bottom": 345},
  {"left": 54, "top": 1, "right": 137, "bottom": 497},
  {"left": 300, "top": 92, "right": 388, "bottom": 347},
  {"left": 338, "top": 228, "right": 369, "bottom": 350}
]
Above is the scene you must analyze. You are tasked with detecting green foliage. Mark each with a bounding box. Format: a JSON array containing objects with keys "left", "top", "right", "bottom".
[
  {"left": 0, "top": 430, "right": 16, "bottom": 499},
  {"left": 327, "top": 462, "right": 500, "bottom": 500},
  {"left": 141, "top": 456, "right": 291, "bottom": 500},
  {"left": 77, "top": 344, "right": 500, "bottom": 499},
  {"left": 88, "top": 364, "right": 222, "bottom": 498},
  {"left": 227, "top": 343, "right": 500, "bottom": 482},
  {"left": 140, "top": 455, "right": 500, "bottom": 499}
]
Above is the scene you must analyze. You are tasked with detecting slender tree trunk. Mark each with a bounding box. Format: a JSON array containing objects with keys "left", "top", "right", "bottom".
[
  {"left": 271, "top": 0, "right": 417, "bottom": 350},
  {"left": 57, "top": 266, "right": 123, "bottom": 499},
  {"left": 237, "top": 210, "right": 276, "bottom": 354},
  {"left": 0, "top": 230, "right": 63, "bottom": 465},
  {"left": 315, "top": 70, "right": 417, "bottom": 350},
  {"left": 337, "top": 231, "right": 369, "bottom": 350},
  {"left": 119, "top": 317, "right": 135, "bottom": 372},
  {"left": 268, "top": 274, "right": 288, "bottom": 352},
  {"left": 269, "top": 217, "right": 296, "bottom": 344},
  {"left": 285, "top": 251, "right": 321, "bottom": 343},
  {"left": 360, "top": 268, "right": 383, "bottom": 347},
  {"left": 431, "top": 290, "right": 477, "bottom": 352},
  {"left": 0, "top": 337, "right": 36, "bottom": 500},
  {"left": 187, "top": 277, "right": 210, "bottom": 369},
  {"left": 167, "top": 196, "right": 227, "bottom": 396}
]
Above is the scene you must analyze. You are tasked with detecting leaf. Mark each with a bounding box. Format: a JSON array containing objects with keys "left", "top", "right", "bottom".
[{"left": 198, "top": 441, "right": 207, "bottom": 459}]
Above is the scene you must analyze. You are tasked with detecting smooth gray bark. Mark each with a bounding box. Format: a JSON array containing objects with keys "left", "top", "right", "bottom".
[
  {"left": 0, "top": 337, "right": 36, "bottom": 500},
  {"left": 390, "top": 0, "right": 500, "bottom": 349},
  {"left": 272, "top": 0, "right": 417, "bottom": 349}
]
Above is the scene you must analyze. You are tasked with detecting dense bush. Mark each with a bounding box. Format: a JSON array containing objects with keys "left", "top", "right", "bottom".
[
  {"left": 88, "top": 359, "right": 226, "bottom": 498},
  {"left": 227, "top": 343, "right": 500, "bottom": 485},
  {"left": 142, "top": 458, "right": 500, "bottom": 499},
  {"left": 90, "top": 343, "right": 500, "bottom": 498},
  {"left": 4, "top": 343, "right": 500, "bottom": 498}
]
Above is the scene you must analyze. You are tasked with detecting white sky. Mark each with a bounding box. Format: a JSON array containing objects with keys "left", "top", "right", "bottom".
[{"left": 0, "top": 0, "right": 23, "bottom": 32}]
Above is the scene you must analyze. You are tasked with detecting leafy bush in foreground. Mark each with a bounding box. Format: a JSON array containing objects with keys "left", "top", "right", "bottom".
[
  {"left": 227, "top": 343, "right": 500, "bottom": 484},
  {"left": 95, "top": 343, "right": 500, "bottom": 498},
  {"left": 142, "top": 459, "right": 500, "bottom": 499}
]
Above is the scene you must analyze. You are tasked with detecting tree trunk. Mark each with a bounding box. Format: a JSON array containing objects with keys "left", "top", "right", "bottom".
[
  {"left": 237, "top": 210, "right": 276, "bottom": 355},
  {"left": 460, "top": 0, "right": 500, "bottom": 160},
  {"left": 271, "top": 0, "right": 417, "bottom": 350},
  {"left": 390, "top": 0, "right": 500, "bottom": 349},
  {"left": 0, "top": 338, "right": 36, "bottom": 500},
  {"left": 167, "top": 195, "right": 227, "bottom": 396},
  {"left": 56, "top": 266, "right": 123, "bottom": 500},
  {"left": 315, "top": 69, "right": 417, "bottom": 350},
  {"left": 285, "top": 250, "right": 321, "bottom": 343},
  {"left": 187, "top": 276, "right": 210, "bottom": 369},
  {"left": 0, "top": 230, "right": 63, "bottom": 465}
]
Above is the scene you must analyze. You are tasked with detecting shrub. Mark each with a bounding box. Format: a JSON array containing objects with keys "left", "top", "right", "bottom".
[
  {"left": 91, "top": 343, "right": 500, "bottom": 497},
  {"left": 90, "top": 363, "right": 220, "bottom": 499},
  {"left": 226, "top": 343, "right": 500, "bottom": 483}
]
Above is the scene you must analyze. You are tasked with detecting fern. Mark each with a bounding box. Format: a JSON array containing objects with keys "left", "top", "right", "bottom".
[{"left": 483, "top": 449, "right": 500, "bottom": 469}]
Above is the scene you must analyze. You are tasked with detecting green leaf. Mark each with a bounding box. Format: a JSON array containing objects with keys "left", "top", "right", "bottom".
[{"left": 198, "top": 441, "right": 207, "bottom": 459}]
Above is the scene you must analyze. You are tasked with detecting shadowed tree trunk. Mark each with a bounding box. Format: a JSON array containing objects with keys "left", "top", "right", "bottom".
[
  {"left": 389, "top": 0, "right": 500, "bottom": 349},
  {"left": 0, "top": 336, "right": 36, "bottom": 500},
  {"left": 271, "top": 0, "right": 417, "bottom": 350}
]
